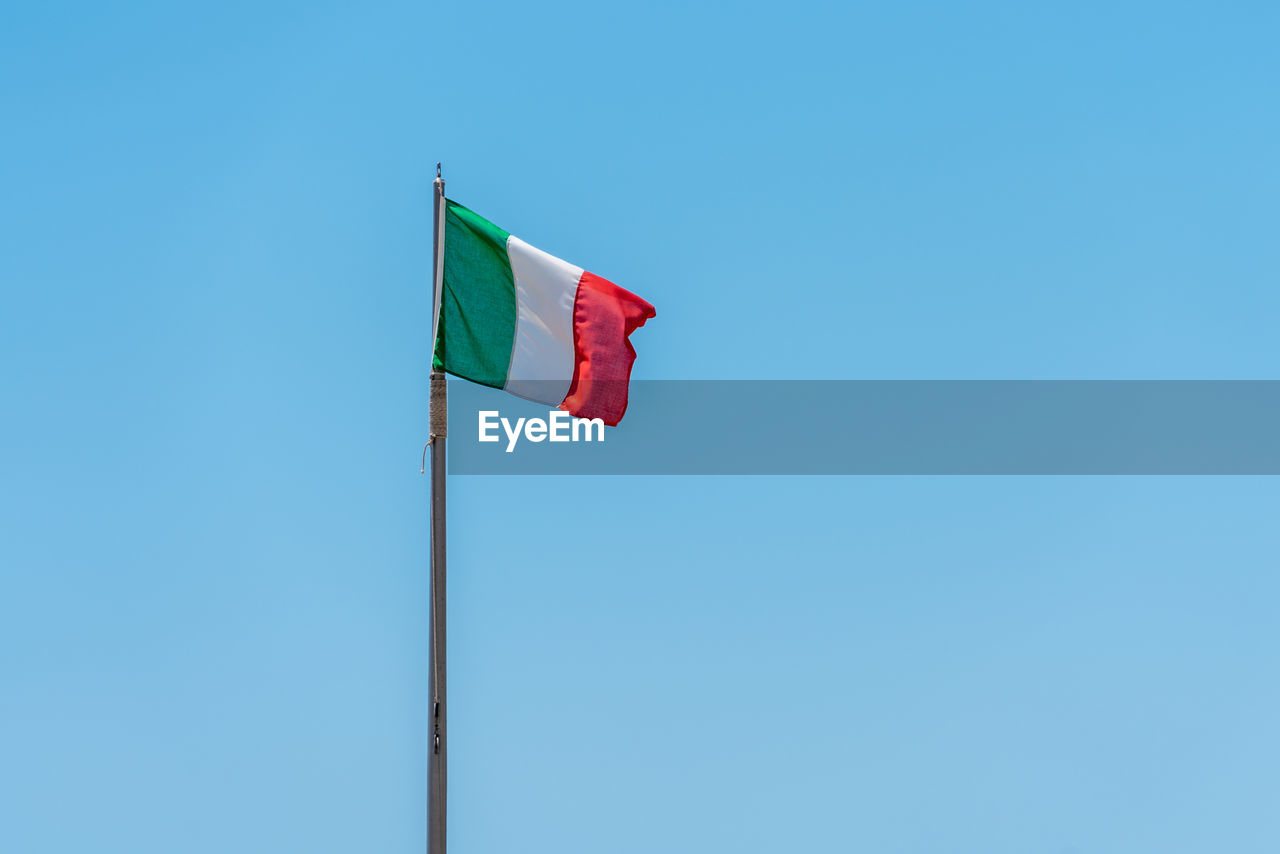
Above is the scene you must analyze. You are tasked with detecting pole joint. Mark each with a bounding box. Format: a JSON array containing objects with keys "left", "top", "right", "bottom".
[{"left": 430, "top": 371, "right": 448, "bottom": 440}]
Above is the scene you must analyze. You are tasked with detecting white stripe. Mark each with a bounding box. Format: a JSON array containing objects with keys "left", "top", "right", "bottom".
[{"left": 503, "top": 235, "right": 582, "bottom": 405}]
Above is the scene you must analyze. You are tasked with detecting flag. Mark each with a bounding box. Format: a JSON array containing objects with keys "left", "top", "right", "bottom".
[{"left": 432, "top": 199, "right": 655, "bottom": 425}]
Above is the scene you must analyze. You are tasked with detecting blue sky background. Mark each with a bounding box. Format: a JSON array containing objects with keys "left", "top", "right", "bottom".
[{"left": 3, "top": 1, "right": 1279, "bottom": 851}]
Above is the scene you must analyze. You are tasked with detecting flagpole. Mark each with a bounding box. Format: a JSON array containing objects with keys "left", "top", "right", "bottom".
[{"left": 428, "top": 163, "right": 448, "bottom": 854}]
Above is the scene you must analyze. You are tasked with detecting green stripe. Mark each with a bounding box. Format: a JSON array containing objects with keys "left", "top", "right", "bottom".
[{"left": 431, "top": 200, "right": 516, "bottom": 388}]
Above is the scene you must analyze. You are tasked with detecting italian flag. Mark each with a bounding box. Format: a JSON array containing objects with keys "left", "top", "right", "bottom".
[{"left": 431, "top": 199, "right": 656, "bottom": 425}]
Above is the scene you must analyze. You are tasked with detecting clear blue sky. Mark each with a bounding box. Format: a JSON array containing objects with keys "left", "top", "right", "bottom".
[{"left": 3, "top": 1, "right": 1280, "bottom": 852}]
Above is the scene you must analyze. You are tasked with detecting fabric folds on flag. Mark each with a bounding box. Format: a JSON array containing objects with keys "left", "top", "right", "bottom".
[{"left": 432, "top": 199, "right": 655, "bottom": 425}]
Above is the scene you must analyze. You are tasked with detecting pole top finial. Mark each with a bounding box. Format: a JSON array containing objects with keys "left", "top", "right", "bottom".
[{"left": 436, "top": 162, "right": 442, "bottom": 179}]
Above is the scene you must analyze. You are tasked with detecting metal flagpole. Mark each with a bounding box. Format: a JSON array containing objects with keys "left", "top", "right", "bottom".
[{"left": 427, "top": 163, "right": 448, "bottom": 854}]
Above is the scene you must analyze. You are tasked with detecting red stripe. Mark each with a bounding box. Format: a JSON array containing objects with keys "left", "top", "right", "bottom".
[{"left": 560, "top": 271, "right": 656, "bottom": 426}]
